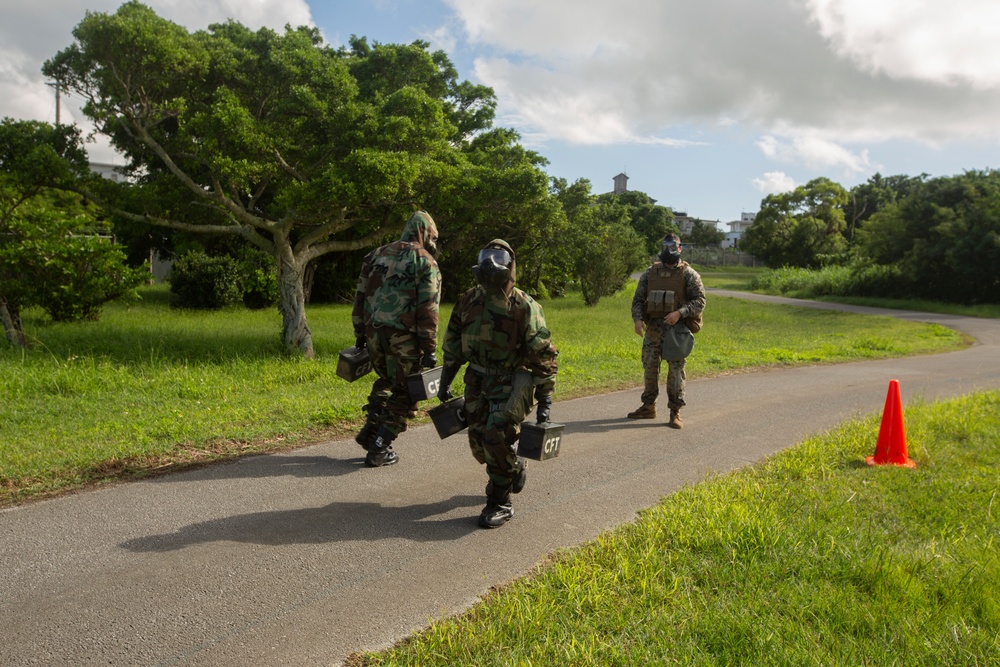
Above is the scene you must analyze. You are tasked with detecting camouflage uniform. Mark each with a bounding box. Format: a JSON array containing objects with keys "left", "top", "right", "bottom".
[
  {"left": 631, "top": 260, "right": 706, "bottom": 415},
  {"left": 352, "top": 211, "right": 441, "bottom": 460},
  {"left": 442, "top": 239, "right": 558, "bottom": 527}
]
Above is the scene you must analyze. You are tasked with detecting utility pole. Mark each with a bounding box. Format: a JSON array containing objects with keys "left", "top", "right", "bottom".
[{"left": 46, "top": 80, "right": 61, "bottom": 125}]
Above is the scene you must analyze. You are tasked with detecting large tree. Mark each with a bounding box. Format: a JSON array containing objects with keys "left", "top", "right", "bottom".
[
  {"left": 555, "top": 178, "right": 647, "bottom": 305},
  {"left": 857, "top": 170, "right": 1000, "bottom": 303},
  {"left": 1, "top": 118, "right": 144, "bottom": 347},
  {"left": 598, "top": 189, "right": 675, "bottom": 256},
  {"left": 843, "top": 173, "right": 927, "bottom": 242},
  {"left": 1, "top": 119, "right": 82, "bottom": 345},
  {"left": 43, "top": 2, "right": 497, "bottom": 356},
  {"left": 741, "top": 177, "right": 849, "bottom": 268}
]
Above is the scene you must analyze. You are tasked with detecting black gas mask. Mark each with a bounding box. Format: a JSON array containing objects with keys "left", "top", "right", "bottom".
[
  {"left": 659, "top": 238, "right": 682, "bottom": 265},
  {"left": 472, "top": 247, "right": 512, "bottom": 289}
]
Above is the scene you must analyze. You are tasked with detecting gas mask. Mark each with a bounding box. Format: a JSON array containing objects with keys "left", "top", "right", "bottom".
[
  {"left": 425, "top": 232, "right": 440, "bottom": 260},
  {"left": 472, "top": 247, "right": 512, "bottom": 289},
  {"left": 659, "top": 238, "right": 682, "bottom": 265}
]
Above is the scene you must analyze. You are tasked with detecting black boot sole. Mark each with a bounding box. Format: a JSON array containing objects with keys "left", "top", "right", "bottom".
[{"left": 364, "top": 452, "right": 399, "bottom": 467}]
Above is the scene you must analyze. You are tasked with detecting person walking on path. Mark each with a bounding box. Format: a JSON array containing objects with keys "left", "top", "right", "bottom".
[
  {"left": 628, "top": 232, "right": 706, "bottom": 429},
  {"left": 437, "top": 239, "right": 559, "bottom": 528},
  {"left": 351, "top": 211, "right": 441, "bottom": 467}
]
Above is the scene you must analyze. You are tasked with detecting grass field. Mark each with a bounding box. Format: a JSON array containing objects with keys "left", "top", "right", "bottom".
[
  {"left": 702, "top": 264, "right": 1000, "bottom": 319},
  {"left": 349, "top": 390, "right": 1000, "bottom": 666},
  {"left": 1, "top": 282, "right": 965, "bottom": 506}
]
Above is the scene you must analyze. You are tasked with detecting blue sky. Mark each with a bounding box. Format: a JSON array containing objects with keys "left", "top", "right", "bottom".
[{"left": 3, "top": 0, "right": 1000, "bottom": 225}]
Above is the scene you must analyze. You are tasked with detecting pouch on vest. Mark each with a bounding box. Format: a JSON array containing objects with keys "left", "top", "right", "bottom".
[
  {"left": 661, "top": 321, "right": 695, "bottom": 361},
  {"left": 645, "top": 289, "right": 674, "bottom": 318}
]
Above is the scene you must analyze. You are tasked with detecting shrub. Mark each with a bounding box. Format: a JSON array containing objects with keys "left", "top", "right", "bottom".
[
  {"left": 750, "top": 263, "right": 915, "bottom": 299},
  {"left": 168, "top": 251, "right": 244, "bottom": 309}
]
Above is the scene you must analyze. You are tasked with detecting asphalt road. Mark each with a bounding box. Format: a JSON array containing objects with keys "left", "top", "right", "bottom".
[{"left": 3, "top": 291, "right": 999, "bottom": 666}]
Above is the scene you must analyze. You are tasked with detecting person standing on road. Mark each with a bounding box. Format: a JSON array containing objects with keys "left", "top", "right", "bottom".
[
  {"left": 628, "top": 232, "right": 706, "bottom": 429},
  {"left": 436, "top": 239, "right": 558, "bottom": 529},
  {"left": 351, "top": 211, "right": 441, "bottom": 467}
]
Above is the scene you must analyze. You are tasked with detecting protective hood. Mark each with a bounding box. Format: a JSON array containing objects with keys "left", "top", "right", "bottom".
[{"left": 400, "top": 211, "right": 439, "bottom": 258}]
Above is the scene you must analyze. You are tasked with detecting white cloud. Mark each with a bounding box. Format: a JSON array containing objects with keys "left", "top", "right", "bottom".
[
  {"left": 757, "top": 132, "right": 871, "bottom": 175},
  {"left": 807, "top": 0, "right": 1000, "bottom": 89},
  {"left": 444, "top": 0, "right": 1000, "bottom": 159},
  {"left": 0, "top": 0, "right": 312, "bottom": 158},
  {"left": 752, "top": 171, "right": 798, "bottom": 196}
]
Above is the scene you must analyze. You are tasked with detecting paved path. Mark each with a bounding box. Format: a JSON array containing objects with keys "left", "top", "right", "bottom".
[{"left": 3, "top": 292, "right": 999, "bottom": 666}]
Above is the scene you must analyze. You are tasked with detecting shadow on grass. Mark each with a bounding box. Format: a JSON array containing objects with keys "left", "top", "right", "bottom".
[{"left": 120, "top": 494, "right": 484, "bottom": 551}]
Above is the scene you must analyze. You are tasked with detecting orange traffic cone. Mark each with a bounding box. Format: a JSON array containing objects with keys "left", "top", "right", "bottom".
[{"left": 865, "top": 379, "right": 916, "bottom": 468}]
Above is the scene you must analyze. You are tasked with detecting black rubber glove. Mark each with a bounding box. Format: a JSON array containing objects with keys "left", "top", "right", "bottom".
[
  {"left": 536, "top": 394, "right": 553, "bottom": 424},
  {"left": 437, "top": 364, "right": 459, "bottom": 402},
  {"left": 421, "top": 351, "right": 438, "bottom": 369},
  {"left": 355, "top": 336, "right": 367, "bottom": 351}
]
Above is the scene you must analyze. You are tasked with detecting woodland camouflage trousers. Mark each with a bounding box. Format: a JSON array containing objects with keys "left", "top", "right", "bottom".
[
  {"left": 462, "top": 367, "right": 529, "bottom": 494},
  {"left": 364, "top": 325, "right": 421, "bottom": 437},
  {"left": 640, "top": 318, "right": 687, "bottom": 411}
]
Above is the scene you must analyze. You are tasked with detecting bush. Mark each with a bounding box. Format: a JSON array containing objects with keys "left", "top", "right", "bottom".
[
  {"left": 750, "top": 263, "right": 914, "bottom": 299},
  {"left": 168, "top": 251, "right": 244, "bottom": 309}
]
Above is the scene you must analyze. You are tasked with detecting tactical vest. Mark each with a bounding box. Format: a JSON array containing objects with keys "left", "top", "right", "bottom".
[{"left": 645, "top": 261, "right": 703, "bottom": 333}]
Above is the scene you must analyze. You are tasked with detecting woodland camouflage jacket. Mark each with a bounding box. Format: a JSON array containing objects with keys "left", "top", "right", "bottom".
[
  {"left": 352, "top": 211, "right": 441, "bottom": 355},
  {"left": 443, "top": 283, "right": 558, "bottom": 397}
]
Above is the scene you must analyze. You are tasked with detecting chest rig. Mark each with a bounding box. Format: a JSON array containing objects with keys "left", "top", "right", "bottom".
[
  {"left": 645, "top": 261, "right": 688, "bottom": 315},
  {"left": 645, "top": 261, "right": 703, "bottom": 332}
]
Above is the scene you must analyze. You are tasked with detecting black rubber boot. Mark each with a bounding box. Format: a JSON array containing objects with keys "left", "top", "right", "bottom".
[
  {"left": 365, "top": 426, "right": 399, "bottom": 467},
  {"left": 512, "top": 457, "right": 527, "bottom": 494},
  {"left": 478, "top": 484, "right": 513, "bottom": 529},
  {"left": 354, "top": 416, "right": 380, "bottom": 451}
]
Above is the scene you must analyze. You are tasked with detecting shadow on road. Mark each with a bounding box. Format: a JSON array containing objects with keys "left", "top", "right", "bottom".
[
  {"left": 120, "top": 494, "right": 484, "bottom": 552},
  {"left": 563, "top": 416, "right": 669, "bottom": 433},
  {"left": 146, "top": 454, "right": 368, "bottom": 483}
]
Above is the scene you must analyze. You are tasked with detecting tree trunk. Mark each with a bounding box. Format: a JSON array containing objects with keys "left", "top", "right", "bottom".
[
  {"left": 0, "top": 295, "right": 27, "bottom": 349},
  {"left": 276, "top": 250, "right": 314, "bottom": 358}
]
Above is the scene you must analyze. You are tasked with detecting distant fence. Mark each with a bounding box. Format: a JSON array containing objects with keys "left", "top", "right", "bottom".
[{"left": 682, "top": 246, "right": 759, "bottom": 268}]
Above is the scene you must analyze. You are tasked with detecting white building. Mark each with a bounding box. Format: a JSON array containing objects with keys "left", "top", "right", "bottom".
[
  {"left": 724, "top": 212, "right": 756, "bottom": 249},
  {"left": 88, "top": 162, "right": 128, "bottom": 183}
]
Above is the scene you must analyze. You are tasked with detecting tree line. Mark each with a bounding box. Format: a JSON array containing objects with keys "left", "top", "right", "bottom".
[
  {"left": 10, "top": 2, "right": 993, "bottom": 356},
  {"left": 740, "top": 172, "right": 1000, "bottom": 304}
]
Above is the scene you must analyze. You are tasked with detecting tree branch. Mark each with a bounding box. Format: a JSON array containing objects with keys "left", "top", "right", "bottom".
[
  {"left": 293, "top": 207, "right": 350, "bottom": 254},
  {"left": 274, "top": 149, "right": 306, "bottom": 182},
  {"left": 303, "top": 217, "right": 398, "bottom": 263}
]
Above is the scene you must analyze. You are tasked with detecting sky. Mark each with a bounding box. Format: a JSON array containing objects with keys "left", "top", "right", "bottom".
[{"left": 3, "top": 1, "right": 1000, "bottom": 225}]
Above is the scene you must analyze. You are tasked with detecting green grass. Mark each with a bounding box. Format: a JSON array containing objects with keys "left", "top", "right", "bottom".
[
  {"left": 1, "top": 282, "right": 966, "bottom": 506},
  {"left": 809, "top": 295, "right": 1000, "bottom": 319},
  {"left": 697, "top": 265, "right": 767, "bottom": 291},
  {"left": 722, "top": 264, "right": 1000, "bottom": 319},
  {"left": 349, "top": 390, "right": 1000, "bottom": 666}
]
